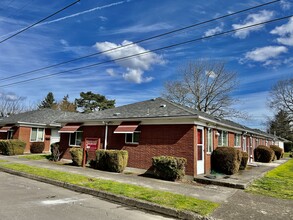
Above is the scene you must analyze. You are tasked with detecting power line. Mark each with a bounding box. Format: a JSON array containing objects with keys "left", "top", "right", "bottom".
[
  {"left": 0, "top": 13, "right": 291, "bottom": 88},
  {"left": 0, "top": 0, "right": 281, "bottom": 82},
  {"left": 0, "top": 0, "right": 81, "bottom": 44}
]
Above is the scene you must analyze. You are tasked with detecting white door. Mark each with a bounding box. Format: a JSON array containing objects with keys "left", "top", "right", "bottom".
[
  {"left": 197, "top": 127, "right": 205, "bottom": 175},
  {"left": 50, "top": 129, "right": 60, "bottom": 145}
]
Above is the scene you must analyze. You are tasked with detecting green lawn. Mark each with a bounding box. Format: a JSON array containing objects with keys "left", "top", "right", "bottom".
[
  {"left": 0, "top": 159, "right": 8, "bottom": 163},
  {"left": 18, "top": 154, "right": 50, "bottom": 160},
  {"left": 0, "top": 163, "right": 219, "bottom": 216},
  {"left": 246, "top": 159, "right": 293, "bottom": 200}
]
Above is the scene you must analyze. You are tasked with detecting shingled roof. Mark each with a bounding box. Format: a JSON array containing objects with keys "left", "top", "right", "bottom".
[{"left": 0, "top": 109, "right": 78, "bottom": 126}]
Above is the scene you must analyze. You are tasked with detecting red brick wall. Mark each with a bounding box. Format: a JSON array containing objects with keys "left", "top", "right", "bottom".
[
  {"left": 0, "top": 132, "right": 6, "bottom": 139},
  {"left": 59, "top": 126, "right": 104, "bottom": 161},
  {"left": 106, "top": 124, "right": 196, "bottom": 175},
  {"left": 17, "top": 127, "right": 31, "bottom": 152}
]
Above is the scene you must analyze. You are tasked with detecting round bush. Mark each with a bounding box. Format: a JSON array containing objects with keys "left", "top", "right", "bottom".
[
  {"left": 254, "top": 145, "right": 275, "bottom": 163},
  {"left": 270, "top": 145, "right": 283, "bottom": 160},
  {"left": 30, "top": 142, "right": 45, "bottom": 153},
  {"left": 211, "top": 147, "right": 242, "bottom": 175},
  {"left": 70, "top": 147, "right": 83, "bottom": 166}
]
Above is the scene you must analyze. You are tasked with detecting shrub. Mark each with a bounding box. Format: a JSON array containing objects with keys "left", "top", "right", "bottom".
[
  {"left": 211, "top": 147, "right": 242, "bottom": 175},
  {"left": 239, "top": 151, "right": 248, "bottom": 170},
  {"left": 69, "top": 147, "right": 83, "bottom": 166},
  {"left": 284, "top": 142, "right": 293, "bottom": 152},
  {"left": 254, "top": 145, "right": 275, "bottom": 163},
  {"left": 30, "top": 142, "right": 45, "bottom": 153},
  {"left": 270, "top": 145, "right": 283, "bottom": 160},
  {"left": 50, "top": 142, "right": 60, "bottom": 162},
  {"left": 0, "top": 140, "right": 26, "bottom": 155},
  {"left": 95, "top": 150, "right": 128, "bottom": 173},
  {"left": 152, "top": 156, "right": 187, "bottom": 181}
]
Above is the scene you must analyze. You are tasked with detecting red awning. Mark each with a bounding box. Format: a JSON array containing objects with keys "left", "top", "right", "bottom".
[
  {"left": 0, "top": 126, "right": 13, "bottom": 133},
  {"left": 58, "top": 124, "right": 81, "bottom": 133},
  {"left": 114, "top": 121, "right": 140, "bottom": 134}
]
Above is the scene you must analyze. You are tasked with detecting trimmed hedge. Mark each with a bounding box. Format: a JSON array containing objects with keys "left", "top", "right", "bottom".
[
  {"left": 95, "top": 150, "right": 128, "bottom": 173},
  {"left": 284, "top": 142, "right": 293, "bottom": 152},
  {"left": 69, "top": 147, "right": 83, "bottom": 166},
  {"left": 254, "top": 145, "right": 275, "bottom": 163},
  {"left": 239, "top": 151, "right": 248, "bottom": 170},
  {"left": 211, "top": 147, "right": 242, "bottom": 175},
  {"left": 0, "top": 140, "right": 26, "bottom": 155},
  {"left": 270, "top": 145, "right": 283, "bottom": 160},
  {"left": 30, "top": 142, "right": 45, "bottom": 153},
  {"left": 152, "top": 156, "right": 187, "bottom": 181}
]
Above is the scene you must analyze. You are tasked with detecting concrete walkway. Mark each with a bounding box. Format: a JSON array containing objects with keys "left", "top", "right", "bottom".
[{"left": 194, "top": 159, "right": 288, "bottom": 189}]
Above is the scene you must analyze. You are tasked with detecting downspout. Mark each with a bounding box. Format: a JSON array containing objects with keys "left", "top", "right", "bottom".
[{"left": 104, "top": 122, "right": 108, "bottom": 150}]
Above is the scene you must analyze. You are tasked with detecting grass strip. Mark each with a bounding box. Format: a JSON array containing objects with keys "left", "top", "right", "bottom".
[
  {"left": 0, "top": 163, "right": 218, "bottom": 216},
  {"left": 0, "top": 159, "right": 8, "bottom": 163},
  {"left": 246, "top": 159, "right": 293, "bottom": 200},
  {"left": 18, "top": 154, "right": 50, "bottom": 160}
]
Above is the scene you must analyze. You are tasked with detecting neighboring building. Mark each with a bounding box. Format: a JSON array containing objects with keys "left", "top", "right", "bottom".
[
  {"left": 58, "top": 97, "right": 276, "bottom": 177},
  {"left": 0, "top": 109, "right": 76, "bottom": 153}
]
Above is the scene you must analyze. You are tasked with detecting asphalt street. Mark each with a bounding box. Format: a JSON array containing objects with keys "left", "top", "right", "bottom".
[{"left": 0, "top": 171, "right": 174, "bottom": 220}]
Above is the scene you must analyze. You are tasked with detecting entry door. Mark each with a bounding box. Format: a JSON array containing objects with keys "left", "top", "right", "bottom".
[
  {"left": 50, "top": 129, "right": 60, "bottom": 145},
  {"left": 197, "top": 128, "right": 205, "bottom": 175}
]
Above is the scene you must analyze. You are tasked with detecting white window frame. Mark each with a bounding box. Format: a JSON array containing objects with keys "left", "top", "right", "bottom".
[
  {"left": 30, "top": 128, "right": 45, "bottom": 142},
  {"left": 218, "top": 130, "right": 228, "bottom": 147},
  {"left": 7, "top": 130, "right": 14, "bottom": 140},
  {"left": 125, "top": 131, "right": 140, "bottom": 144},
  {"left": 69, "top": 131, "right": 83, "bottom": 147},
  {"left": 234, "top": 133, "right": 241, "bottom": 148},
  {"left": 207, "top": 128, "right": 213, "bottom": 153}
]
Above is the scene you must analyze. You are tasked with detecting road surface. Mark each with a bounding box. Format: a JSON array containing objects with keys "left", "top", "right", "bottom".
[{"left": 0, "top": 171, "right": 174, "bottom": 220}]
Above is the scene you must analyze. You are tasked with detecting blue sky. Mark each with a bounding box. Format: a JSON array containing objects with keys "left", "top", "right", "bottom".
[{"left": 0, "top": 0, "right": 292, "bottom": 129}]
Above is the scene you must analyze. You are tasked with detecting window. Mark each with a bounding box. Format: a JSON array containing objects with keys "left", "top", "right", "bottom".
[
  {"left": 234, "top": 134, "right": 241, "bottom": 147},
  {"left": 207, "top": 128, "right": 213, "bottom": 153},
  {"left": 125, "top": 131, "right": 140, "bottom": 144},
  {"left": 69, "top": 131, "right": 82, "bottom": 146},
  {"left": 7, "top": 130, "right": 14, "bottom": 139},
  {"left": 218, "top": 130, "right": 228, "bottom": 146},
  {"left": 30, "top": 128, "right": 44, "bottom": 142}
]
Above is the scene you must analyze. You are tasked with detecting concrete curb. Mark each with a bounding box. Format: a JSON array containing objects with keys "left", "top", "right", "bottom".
[
  {"left": 0, "top": 166, "right": 215, "bottom": 220},
  {"left": 194, "top": 177, "right": 247, "bottom": 189}
]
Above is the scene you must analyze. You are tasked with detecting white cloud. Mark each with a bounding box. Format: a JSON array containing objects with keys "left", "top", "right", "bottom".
[
  {"left": 107, "top": 23, "right": 172, "bottom": 34},
  {"left": 205, "top": 70, "right": 217, "bottom": 78},
  {"left": 280, "top": 0, "right": 291, "bottom": 10},
  {"left": 232, "top": 10, "right": 274, "bottom": 39},
  {"left": 203, "top": 23, "right": 223, "bottom": 37},
  {"left": 270, "top": 17, "right": 293, "bottom": 46},
  {"left": 106, "top": 68, "right": 116, "bottom": 76},
  {"left": 99, "top": 16, "right": 108, "bottom": 22},
  {"left": 95, "top": 40, "right": 165, "bottom": 83},
  {"left": 244, "top": 46, "right": 288, "bottom": 63}
]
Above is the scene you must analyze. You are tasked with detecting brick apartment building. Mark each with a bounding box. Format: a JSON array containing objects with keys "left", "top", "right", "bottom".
[{"left": 58, "top": 98, "right": 277, "bottom": 177}]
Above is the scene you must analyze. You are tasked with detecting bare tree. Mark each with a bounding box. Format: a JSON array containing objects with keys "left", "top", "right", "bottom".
[
  {"left": 162, "top": 60, "right": 245, "bottom": 119},
  {"left": 0, "top": 92, "right": 27, "bottom": 117},
  {"left": 269, "top": 78, "right": 293, "bottom": 119}
]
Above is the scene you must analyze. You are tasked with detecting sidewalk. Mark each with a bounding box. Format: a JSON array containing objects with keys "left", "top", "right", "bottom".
[{"left": 194, "top": 159, "right": 288, "bottom": 189}]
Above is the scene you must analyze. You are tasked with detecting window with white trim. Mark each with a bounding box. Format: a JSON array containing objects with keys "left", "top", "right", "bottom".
[
  {"left": 7, "top": 130, "right": 14, "bottom": 139},
  {"left": 218, "top": 130, "right": 228, "bottom": 146},
  {"left": 30, "top": 128, "right": 44, "bottom": 142},
  {"left": 207, "top": 128, "right": 213, "bottom": 153},
  {"left": 234, "top": 134, "right": 241, "bottom": 147},
  {"left": 69, "top": 131, "right": 83, "bottom": 146},
  {"left": 125, "top": 131, "right": 140, "bottom": 144}
]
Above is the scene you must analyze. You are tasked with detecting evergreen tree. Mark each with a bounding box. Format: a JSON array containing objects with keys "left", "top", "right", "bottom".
[
  {"left": 38, "top": 92, "right": 57, "bottom": 109},
  {"left": 268, "top": 110, "right": 293, "bottom": 141},
  {"left": 75, "top": 91, "right": 115, "bottom": 113},
  {"left": 58, "top": 95, "right": 76, "bottom": 112}
]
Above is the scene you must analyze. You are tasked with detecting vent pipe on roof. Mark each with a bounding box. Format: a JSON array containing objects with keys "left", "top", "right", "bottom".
[
  {"left": 113, "top": 113, "right": 120, "bottom": 116},
  {"left": 160, "top": 104, "right": 166, "bottom": 108}
]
